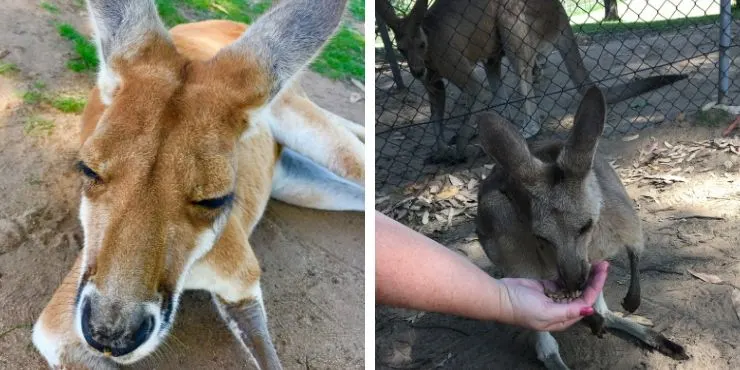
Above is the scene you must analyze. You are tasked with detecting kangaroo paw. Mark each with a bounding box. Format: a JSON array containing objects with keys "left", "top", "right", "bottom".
[
  {"left": 654, "top": 332, "right": 689, "bottom": 360},
  {"left": 581, "top": 312, "right": 606, "bottom": 338},
  {"left": 621, "top": 292, "right": 640, "bottom": 313}
]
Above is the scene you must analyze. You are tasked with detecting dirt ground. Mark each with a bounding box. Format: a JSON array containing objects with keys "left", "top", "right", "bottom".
[
  {"left": 0, "top": 1, "right": 365, "bottom": 369},
  {"left": 376, "top": 121, "right": 740, "bottom": 369}
]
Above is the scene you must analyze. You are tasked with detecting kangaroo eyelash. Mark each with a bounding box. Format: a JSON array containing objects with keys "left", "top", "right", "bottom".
[
  {"left": 579, "top": 219, "right": 594, "bottom": 235},
  {"left": 193, "top": 193, "right": 235, "bottom": 209},
  {"left": 76, "top": 161, "right": 101, "bottom": 181}
]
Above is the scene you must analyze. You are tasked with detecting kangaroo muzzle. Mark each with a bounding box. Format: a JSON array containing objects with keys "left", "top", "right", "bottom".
[
  {"left": 557, "top": 259, "right": 591, "bottom": 293},
  {"left": 79, "top": 292, "right": 156, "bottom": 357}
]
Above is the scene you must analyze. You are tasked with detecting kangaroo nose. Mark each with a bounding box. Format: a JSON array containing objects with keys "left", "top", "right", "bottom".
[
  {"left": 560, "top": 261, "right": 591, "bottom": 292},
  {"left": 80, "top": 298, "right": 155, "bottom": 357}
]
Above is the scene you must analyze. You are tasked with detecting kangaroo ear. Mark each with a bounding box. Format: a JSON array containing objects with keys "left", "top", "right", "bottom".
[
  {"left": 377, "top": 0, "right": 402, "bottom": 32},
  {"left": 477, "top": 112, "right": 545, "bottom": 187},
  {"left": 85, "top": 0, "right": 174, "bottom": 105},
  {"left": 558, "top": 86, "right": 606, "bottom": 176},
  {"left": 212, "top": 0, "right": 346, "bottom": 105},
  {"left": 409, "top": 0, "right": 428, "bottom": 27}
]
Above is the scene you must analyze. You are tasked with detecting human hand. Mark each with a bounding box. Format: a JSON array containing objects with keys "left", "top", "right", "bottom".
[{"left": 498, "top": 261, "right": 609, "bottom": 331}]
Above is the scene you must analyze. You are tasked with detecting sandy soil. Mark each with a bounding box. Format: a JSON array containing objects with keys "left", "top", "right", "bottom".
[
  {"left": 376, "top": 122, "right": 740, "bottom": 369},
  {"left": 0, "top": 1, "right": 365, "bottom": 369}
]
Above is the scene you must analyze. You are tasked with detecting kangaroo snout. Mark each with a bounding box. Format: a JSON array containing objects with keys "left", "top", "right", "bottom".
[
  {"left": 558, "top": 260, "right": 591, "bottom": 292},
  {"left": 79, "top": 294, "right": 156, "bottom": 357}
]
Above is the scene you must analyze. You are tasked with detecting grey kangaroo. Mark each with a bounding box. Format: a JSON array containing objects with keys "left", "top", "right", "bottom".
[
  {"left": 377, "top": 0, "right": 687, "bottom": 164},
  {"left": 475, "top": 87, "right": 688, "bottom": 369}
]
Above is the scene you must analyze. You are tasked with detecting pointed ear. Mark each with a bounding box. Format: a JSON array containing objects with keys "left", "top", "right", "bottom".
[
  {"left": 558, "top": 86, "right": 606, "bottom": 176},
  {"left": 409, "top": 0, "right": 428, "bottom": 27},
  {"left": 476, "top": 112, "right": 545, "bottom": 187},
  {"left": 377, "top": 0, "right": 402, "bottom": 31},
  {"left": 85, "top": 0, "right": 174, "bottom": 104},
  {"left": 213, "top": 0, "right": 346, "bottom": 105}
]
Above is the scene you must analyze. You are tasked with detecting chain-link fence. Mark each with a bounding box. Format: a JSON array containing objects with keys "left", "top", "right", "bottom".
[{"left": 375, "top": 0, "right": 739, "bottom": 197}]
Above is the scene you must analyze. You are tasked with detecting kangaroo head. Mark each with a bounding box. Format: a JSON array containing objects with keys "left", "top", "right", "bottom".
[
  {"left": 75, "top": 0, "right": 345, "bottom": 364},
  {"left": 478, "top": 87, "right": 607, "bottom": 292},
  {"left": 378, "top": 0, "right": 428, "bottom": 78}
]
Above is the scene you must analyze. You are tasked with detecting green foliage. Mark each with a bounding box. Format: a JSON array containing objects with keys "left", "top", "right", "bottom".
[
  {"left": 349, "top": 0, "right": 364, "bottom": 21},
  {"left": 40, "top": 1, "right": 60, "bottom": 13},
  {"left": 312, "top": 26, "right": 365, "bottom": 80},
  {"left": 0, "top": 63, "right": 18, "bottom": 75},
  {"left": 57, "top": 23, "right": 98, "bottom": 72},
  {"left": 51, "top": 95, "right": 87, "bottom": 113}
]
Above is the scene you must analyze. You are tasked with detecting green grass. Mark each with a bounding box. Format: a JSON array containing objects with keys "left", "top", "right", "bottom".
[
  {"left": 57, "top": 23, "right": 98, "bottom": 72},
  {"left": 574, "top": 7, "right": 740, "bottom": 35},
  {"left": 21, "top": 81, "right": 48, "bottom": 105},
  {"left": 40, "top": 1, "right": 60, "bottom": 13},
  {"left": 156, "top": 0, "right": 187, "bottom": 26},
  {"left": 312, "top": 26, "right": 365, "bottom": 80},
  {"left": 24, "top": 116, "right": 55, "bottom": 136},
  {"left": 51, "top": 95, "right": 87, "bottom": 113},
  {"left": 349, "top": 0, "right": 364, "bottom": 21},
  {"left": 22, "top": 89, "right": 44, "bottom": 105},
  {"left": 0, "top": 62, "right": 18, "bottom": 75}
]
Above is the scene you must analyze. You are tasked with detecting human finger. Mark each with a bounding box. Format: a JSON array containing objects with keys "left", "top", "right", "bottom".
[{"left": 577, "top": 261, "right": 609, "bottom": 306}]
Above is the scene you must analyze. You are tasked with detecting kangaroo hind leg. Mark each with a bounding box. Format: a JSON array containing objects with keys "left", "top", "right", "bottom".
[{"left": 271, "top": 148, "right": 364, "bottom": 212}]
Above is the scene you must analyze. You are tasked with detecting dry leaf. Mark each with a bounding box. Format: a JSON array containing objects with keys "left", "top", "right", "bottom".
[
  {"left": 349, "top": 92, "right": 363, "bottom": 103},
  {"left": 448, "top": 174, "right": 464, "bottom": 187},
  {"left": 622, "top": 134, "right": 639, "bottom": 142},
  {"left": 421, "top": 210, "right": 430, "bottom": 225},
  {"left": 350, "top": 78, "right": 365, "bottom": 92},
  {"left": 687, "top": 269, "right": 723, "bottom": 284},
  {"left": 664, "top": 141, "right": 673, "bottom": 148},
  {"left": 436, "top": 186, "right": 459, "bottom": 200},
  {"left": 732, "top": 289, "right": 740, "bottom": 321}
]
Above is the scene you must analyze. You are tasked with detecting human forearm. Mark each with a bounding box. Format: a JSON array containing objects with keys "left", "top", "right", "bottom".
[{"left": 375, "top": 211, "right": 515, "bottom": 323}]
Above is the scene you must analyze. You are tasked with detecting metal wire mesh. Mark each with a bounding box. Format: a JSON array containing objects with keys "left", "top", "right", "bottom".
[{"left": 375, "top": 0, "right": 740, "bottom": 196}]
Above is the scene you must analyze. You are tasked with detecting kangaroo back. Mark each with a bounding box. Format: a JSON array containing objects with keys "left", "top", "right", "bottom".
[{"left": 476, "top": 87, "right": 643, "bottom": 296}]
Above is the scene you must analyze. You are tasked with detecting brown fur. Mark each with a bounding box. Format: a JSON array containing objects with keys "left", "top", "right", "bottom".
[{"left": 34, "top": 15, "right": 355, "bottom": 368}]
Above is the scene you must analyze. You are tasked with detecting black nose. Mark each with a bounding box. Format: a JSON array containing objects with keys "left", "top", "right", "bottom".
[
  {"left": 80, "top": 298, "right": 155, "bottom": 357},
  {"left": 558, "top": 261, "right": 590, "bottom": 292}
]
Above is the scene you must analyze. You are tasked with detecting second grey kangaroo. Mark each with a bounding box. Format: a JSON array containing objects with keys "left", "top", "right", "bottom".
[
  {"left": 377, "top": 0, "right": 687, "bottom": 164},
  {"left": 475, "top": 87, "right": 688, "bottom": 369}
]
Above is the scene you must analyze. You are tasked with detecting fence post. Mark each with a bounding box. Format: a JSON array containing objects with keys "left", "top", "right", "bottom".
[
  {"left": 376, "top": 16, "right": 406, "bottom": 90},
  {"left": 719, "top": 0, "right": 732, "bottom": 104}
]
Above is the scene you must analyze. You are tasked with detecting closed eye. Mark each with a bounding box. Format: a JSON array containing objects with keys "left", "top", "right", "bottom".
[
  {"left": 76, "top": 161, "right": 100, "bottom": 181},
  {"left": 193, "top": 193, "right": 235, "bottom": 209},
  {"left": 579, "top": 219, "right": 594, "bottom": 235},
  {"left": 535, "top": 235, "right": 552, "bottom": 247}
]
